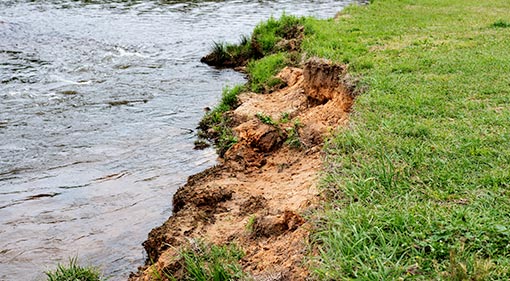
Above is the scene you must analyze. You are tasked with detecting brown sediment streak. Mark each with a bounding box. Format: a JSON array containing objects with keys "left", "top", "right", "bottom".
[{"left": 129, "top": 57, "right": 356, "bottom": 280}]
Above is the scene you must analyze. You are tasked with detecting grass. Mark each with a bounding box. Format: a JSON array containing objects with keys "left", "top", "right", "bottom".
[
  {"left": 492, "top": 19, "right": 510, "bottom": 28},
  {"left": 255, "top": 112, "right": 277, "bottom": 126},
  {"left": 252, "top": 14, "right": 305, "bottom": 56},
  {"left": 298, "top": 0, "right": 510, "bottom": 279},
  {"left": 284, "top": 120, "right": 303, "bottom": 150},
  {"left": 201, "top": 1, "right": 510, "bottom": 278},
  {"left": 45, "top": 258, "right": 102, "bottom": 281},
  {"left": 169, "top": 240, "right": 246, "bottom": 281},
  {"left": 203, "top": 14, "right": 303, "bottom": 69},
  {"left": 245, "top": 215, "right": 257, "bottom": 233},
  {"left": 247, "top": 53, "right": 287, "bottom": 93},
  {"left": 198, "top": 85, "right": 243, "bottom": 156}
]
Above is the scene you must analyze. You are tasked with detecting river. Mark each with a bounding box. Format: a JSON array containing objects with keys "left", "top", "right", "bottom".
[{"left": 0, "top": 1, "right": 355, "bottom": 280}]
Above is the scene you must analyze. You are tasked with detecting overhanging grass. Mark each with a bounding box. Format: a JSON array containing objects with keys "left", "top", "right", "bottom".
[
  {"left": 303, "top": 0, "right": 510, "bottom": 279},
  {"left": 252, "top": 14, "right": 305, "bottom": 55}
]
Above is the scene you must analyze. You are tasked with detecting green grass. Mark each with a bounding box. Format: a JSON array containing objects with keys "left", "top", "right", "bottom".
[
  {"left": 252, "top": 14, "right": 305, "bottom": 56},
  {"left": 247, "top": 53, "right": 287, "bottom": 93},
  {"left": 202, "top": 14, "right": 303, "bottom": 69},
  {"left": 201, "top": 2, "right": 510, "bottom": 278},
  {"left": 46, "top": 258, "right": 103, "bottom": 281},
  {"left": 284, "top": 120, "right": 303, "bottom": 150},
  {"left": 206, "top": 37, "right": 254, "bottom": 66},
  {"left": 198, "top": 85, "right": 243, "bottom": 156},
  {"left": 492, "top": 19, "right": 510, "bottom": 28},
  {"left": 173, "top": 241, "right": 246, "bottom": 281},
  {"left": 255, "top": 112, "right": 277, "bottom": 126},
  {"left": 300, "top": 0, "right": 510, "bottom": 279}
]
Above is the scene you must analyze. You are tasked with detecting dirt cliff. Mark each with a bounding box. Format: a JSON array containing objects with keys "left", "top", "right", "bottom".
[{"left": 129, "top": 58, "right": 355, "bottom": 280}]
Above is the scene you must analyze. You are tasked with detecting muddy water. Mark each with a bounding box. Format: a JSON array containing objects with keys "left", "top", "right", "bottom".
[{"left": 0, "top": 1, "right": 355, "bottom": 280}]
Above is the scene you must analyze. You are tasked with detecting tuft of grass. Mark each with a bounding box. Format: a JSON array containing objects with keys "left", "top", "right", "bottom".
[
  {"left": 304, "top": 0, "right": 510, "bottom": 279},
  {"left": 176, "top": 240, "right": 246, "bottom": 281},
  {"left": 247, "top": 53, "right": 287, "bottom": 93},
  {"left": 204, "top": 13, "right": 304, "bottom": 68},
  {"left": 245, "top": 215, "right": 257, "bottom": 233},
  {"left": 252, "top": 14, "right": 305, "bottom": 55},
  {"left": 198, "top": 85, "right": 243, "bottom": 156},
  {"left": 491, "top": 19, "right": 510, "bottom": 28},
  {"left": 45, "top": 258, "right": 102, "bottom": 281},
  {"left": 210, "top": 41, "right": 229, "bottom": 62},
  {"left": 284, "top": 120, "right": 303, "bottom": 149},
  {"left": 255, "top": 112, "right": 277, "bottom": 126},
  {"left": 203, "top": 36, "right": 254, "bottom": 67}
]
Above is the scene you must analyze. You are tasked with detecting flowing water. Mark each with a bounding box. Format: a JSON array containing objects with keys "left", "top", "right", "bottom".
[{"left": 0, "top": 1, "right": 356, "bottom": 280}]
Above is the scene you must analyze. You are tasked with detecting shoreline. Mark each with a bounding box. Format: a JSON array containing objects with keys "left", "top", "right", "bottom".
[
  {"left": 129, "top": 56, "right": 355, "bottom": 279},
  {"left": 130, "top": 0, "right": 510, "bottom": 279}
]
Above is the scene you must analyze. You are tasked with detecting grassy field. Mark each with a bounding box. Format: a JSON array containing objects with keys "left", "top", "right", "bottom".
[{"left": 303, "top": 0, "right": 510, "bottom": 279}]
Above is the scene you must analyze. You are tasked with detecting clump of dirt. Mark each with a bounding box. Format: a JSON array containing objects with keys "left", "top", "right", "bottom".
[
  {"left": 200, "top": 43, "right": 255, "bottom": 68},
  {"left": 129, "top": 57, "right": 355, "bottom": 281},
  {"left": 173, "top": 183, "right": 233, "bottom": 213},
  {"left": 240, "top": 195, "right": 268, "bottom": 216},
  {"left": 250, "top": 210, "right": 305, "bottom": 238}
]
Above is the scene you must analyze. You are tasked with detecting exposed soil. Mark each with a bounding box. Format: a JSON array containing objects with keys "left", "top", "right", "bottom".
[{"left": 129, "top": 58, "right": 354, "bottom": 280}]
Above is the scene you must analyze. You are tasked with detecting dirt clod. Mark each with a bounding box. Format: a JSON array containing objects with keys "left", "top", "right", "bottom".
[
  {"left": 240, "top": 195, "right": 268, "bottom": 216},
  {"left": 251, "top": 210, "right": 305, "bottom": 238},
  {"left": 173, "top": 184, "right": 233, "bottom": 213}
]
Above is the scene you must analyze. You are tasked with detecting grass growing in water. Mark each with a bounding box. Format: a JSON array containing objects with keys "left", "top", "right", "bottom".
[
  {"left": 301, "top": 0, "right": 510, "bottom": 279},
  {"left": 45, "top": 258, "right": 102, "bottom": 281}
]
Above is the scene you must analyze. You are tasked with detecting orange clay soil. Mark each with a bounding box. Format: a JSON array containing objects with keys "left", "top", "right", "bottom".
[{"left": 129, "top": 58, "right": 355, "bottom": 280}]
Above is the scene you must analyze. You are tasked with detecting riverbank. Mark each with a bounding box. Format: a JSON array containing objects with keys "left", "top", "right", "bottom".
[
  {"left": 130, "top": 58, "right": 355, "bottom": 279},
  {"left": 132, "top": 0, "right": 510, "bottom": 279}
]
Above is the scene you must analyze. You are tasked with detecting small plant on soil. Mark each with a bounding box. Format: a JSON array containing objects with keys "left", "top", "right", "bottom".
[
  {"left": 255, "top": 112, "right": 277, "bottom": 126},
  {"left": 280, "top": 112, "right": 291, "bottom": 123},
  {"left": 245, "top": 215, "right": 257, "bottom": 233},
  {"left": 284, "top": 120, "right": 303, "bottom": 149},
  {"left": 45, "top": 258, "right": 102, "bottom": 281},
  {"left": 216, "top": 125, "right": 238, "bottom": 156}
]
